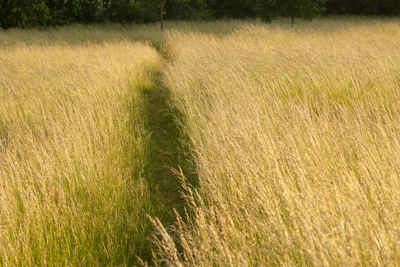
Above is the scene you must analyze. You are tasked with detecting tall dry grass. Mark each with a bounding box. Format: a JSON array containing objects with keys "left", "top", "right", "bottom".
[
  {"left": 0, "top": 41, "right": 162, "bottom": 265},
  {"left": 0, "top": 20, "right": 259, "bottom": 265},
  {"left": 156, "top": 19, "right": 400, "bottom": 265},
  {"left": 0, "top": 20, "right": 258, "bottom": 49}
]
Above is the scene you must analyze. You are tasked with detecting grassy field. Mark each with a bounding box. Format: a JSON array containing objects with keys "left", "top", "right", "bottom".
[
  {"left": 1, "top": 17, "right": 400, "bottom": 266},
  {"left": 0, "top": 40, "right": 164, "bottom": 265},
  {"left": 157, "top": 19, "right": 400, "bottom": 266}
]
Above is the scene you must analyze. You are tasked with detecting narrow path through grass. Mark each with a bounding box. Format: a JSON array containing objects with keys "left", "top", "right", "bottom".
[
  {"left": 137, "top": 67, "right": 197, "bottom": 264},
  {"left": 142, "top": 76, "right": 185, "bottom": 219}
]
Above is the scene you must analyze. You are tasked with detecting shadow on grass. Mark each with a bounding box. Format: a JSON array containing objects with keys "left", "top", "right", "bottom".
[{"left": 137, "top": 72, "right": 198, "bottom": 264}]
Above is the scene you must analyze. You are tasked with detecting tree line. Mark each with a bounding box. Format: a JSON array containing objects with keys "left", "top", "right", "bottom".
[{"left": 1, "top": 0, "right": 399, "bottom": 29}]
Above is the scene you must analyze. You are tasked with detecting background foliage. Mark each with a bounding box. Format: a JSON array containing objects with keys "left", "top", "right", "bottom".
[{"left": 1, "top": 0, "right": 400, "bottom": 28}]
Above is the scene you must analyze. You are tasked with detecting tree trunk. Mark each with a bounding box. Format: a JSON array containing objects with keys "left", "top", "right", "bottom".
[
  {"left": 291, "top": 15, "right": 295, "bottom": 26},
  {"left": 160, "top": 0, "right": 165, "bottom": 31}
]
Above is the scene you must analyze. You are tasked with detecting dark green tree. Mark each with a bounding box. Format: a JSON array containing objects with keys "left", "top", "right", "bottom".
[
  {"left": 156, "top": 0, "right": 209, "bottom": 30},
  {"left": 0, "top": 0, "right": 50, "bottom": 28},
  {"left": 379, "top": 0, "right": 400, "bottom": 15},
  {"left": 253, "top": 0, "right": 276, "bottom": 22},
  {"left": 77, "top": 0, "right": 105, "bottom": 23},
  {"left": 45, "top": 0, "right": 81, "bottom": 25},
  {"left": 106, "top": 0, "right": 144, "bottom": 23},
  {"left": 166, "top": 0, "right": 211, "bottom": 20},
  {"left": 326, "top": 0, "right": 350, "bottom": 15},
  {"left": 275, "top": 0, "right": 327, "bottom": 25},
  {"left": 207, "top": 0, "right": 257, "bottom": 18},
  {"left": 326, "top": 0, "right": 400, "bottom": 16}
]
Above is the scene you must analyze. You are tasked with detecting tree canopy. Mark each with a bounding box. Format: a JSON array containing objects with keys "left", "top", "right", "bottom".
[
  {"left": 1, "top": 0, "right": 400, "bottom": 29},
  {"left": 274, "top": 0, "right": 327, "bottom": 25}
]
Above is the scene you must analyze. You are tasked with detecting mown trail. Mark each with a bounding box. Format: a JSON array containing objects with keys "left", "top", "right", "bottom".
[
  {"left": 138, "top": 59, "right": 197, "bottom": 264},
  {"left": 143, "top": 79, "right": 183, "bottom": 211},
  {"left": 141, "top": 74, "right": 185, "bottom": 221}
]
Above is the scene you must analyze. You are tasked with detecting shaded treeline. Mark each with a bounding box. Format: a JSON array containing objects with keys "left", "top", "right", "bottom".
[
  {"left": 1, "top": 1, "right": 400, "bottom": 31},
  {"left": 0, "top": 0, "right": 210, "bottom": 28}
]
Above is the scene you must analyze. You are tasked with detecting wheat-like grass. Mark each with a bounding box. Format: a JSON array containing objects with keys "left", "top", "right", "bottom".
[
  {"left": 156, "top": 19, "right": 400, "bottom": 266},
  {"left": 0, "top": 41, "right": 161, "bottom": 265},
  {"left": 2, "top": 18, "right": 400, "bottom": 266}
]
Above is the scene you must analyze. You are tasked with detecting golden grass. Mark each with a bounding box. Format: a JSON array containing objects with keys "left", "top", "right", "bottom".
[
  {"left": 3, "top": 18, "right": 400, "bottom": 266},
  {"left": 0, "top": 41, "right": 162, "bottom": 265},
  {"left": 0, "top": 20, "right": 257, "bottom": 49},
  {"left": 0, "top": 20, "right": 252, "bottom": 265},
  {"left": 156, "top": 19, "right": 400, "bottom": 266}
]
